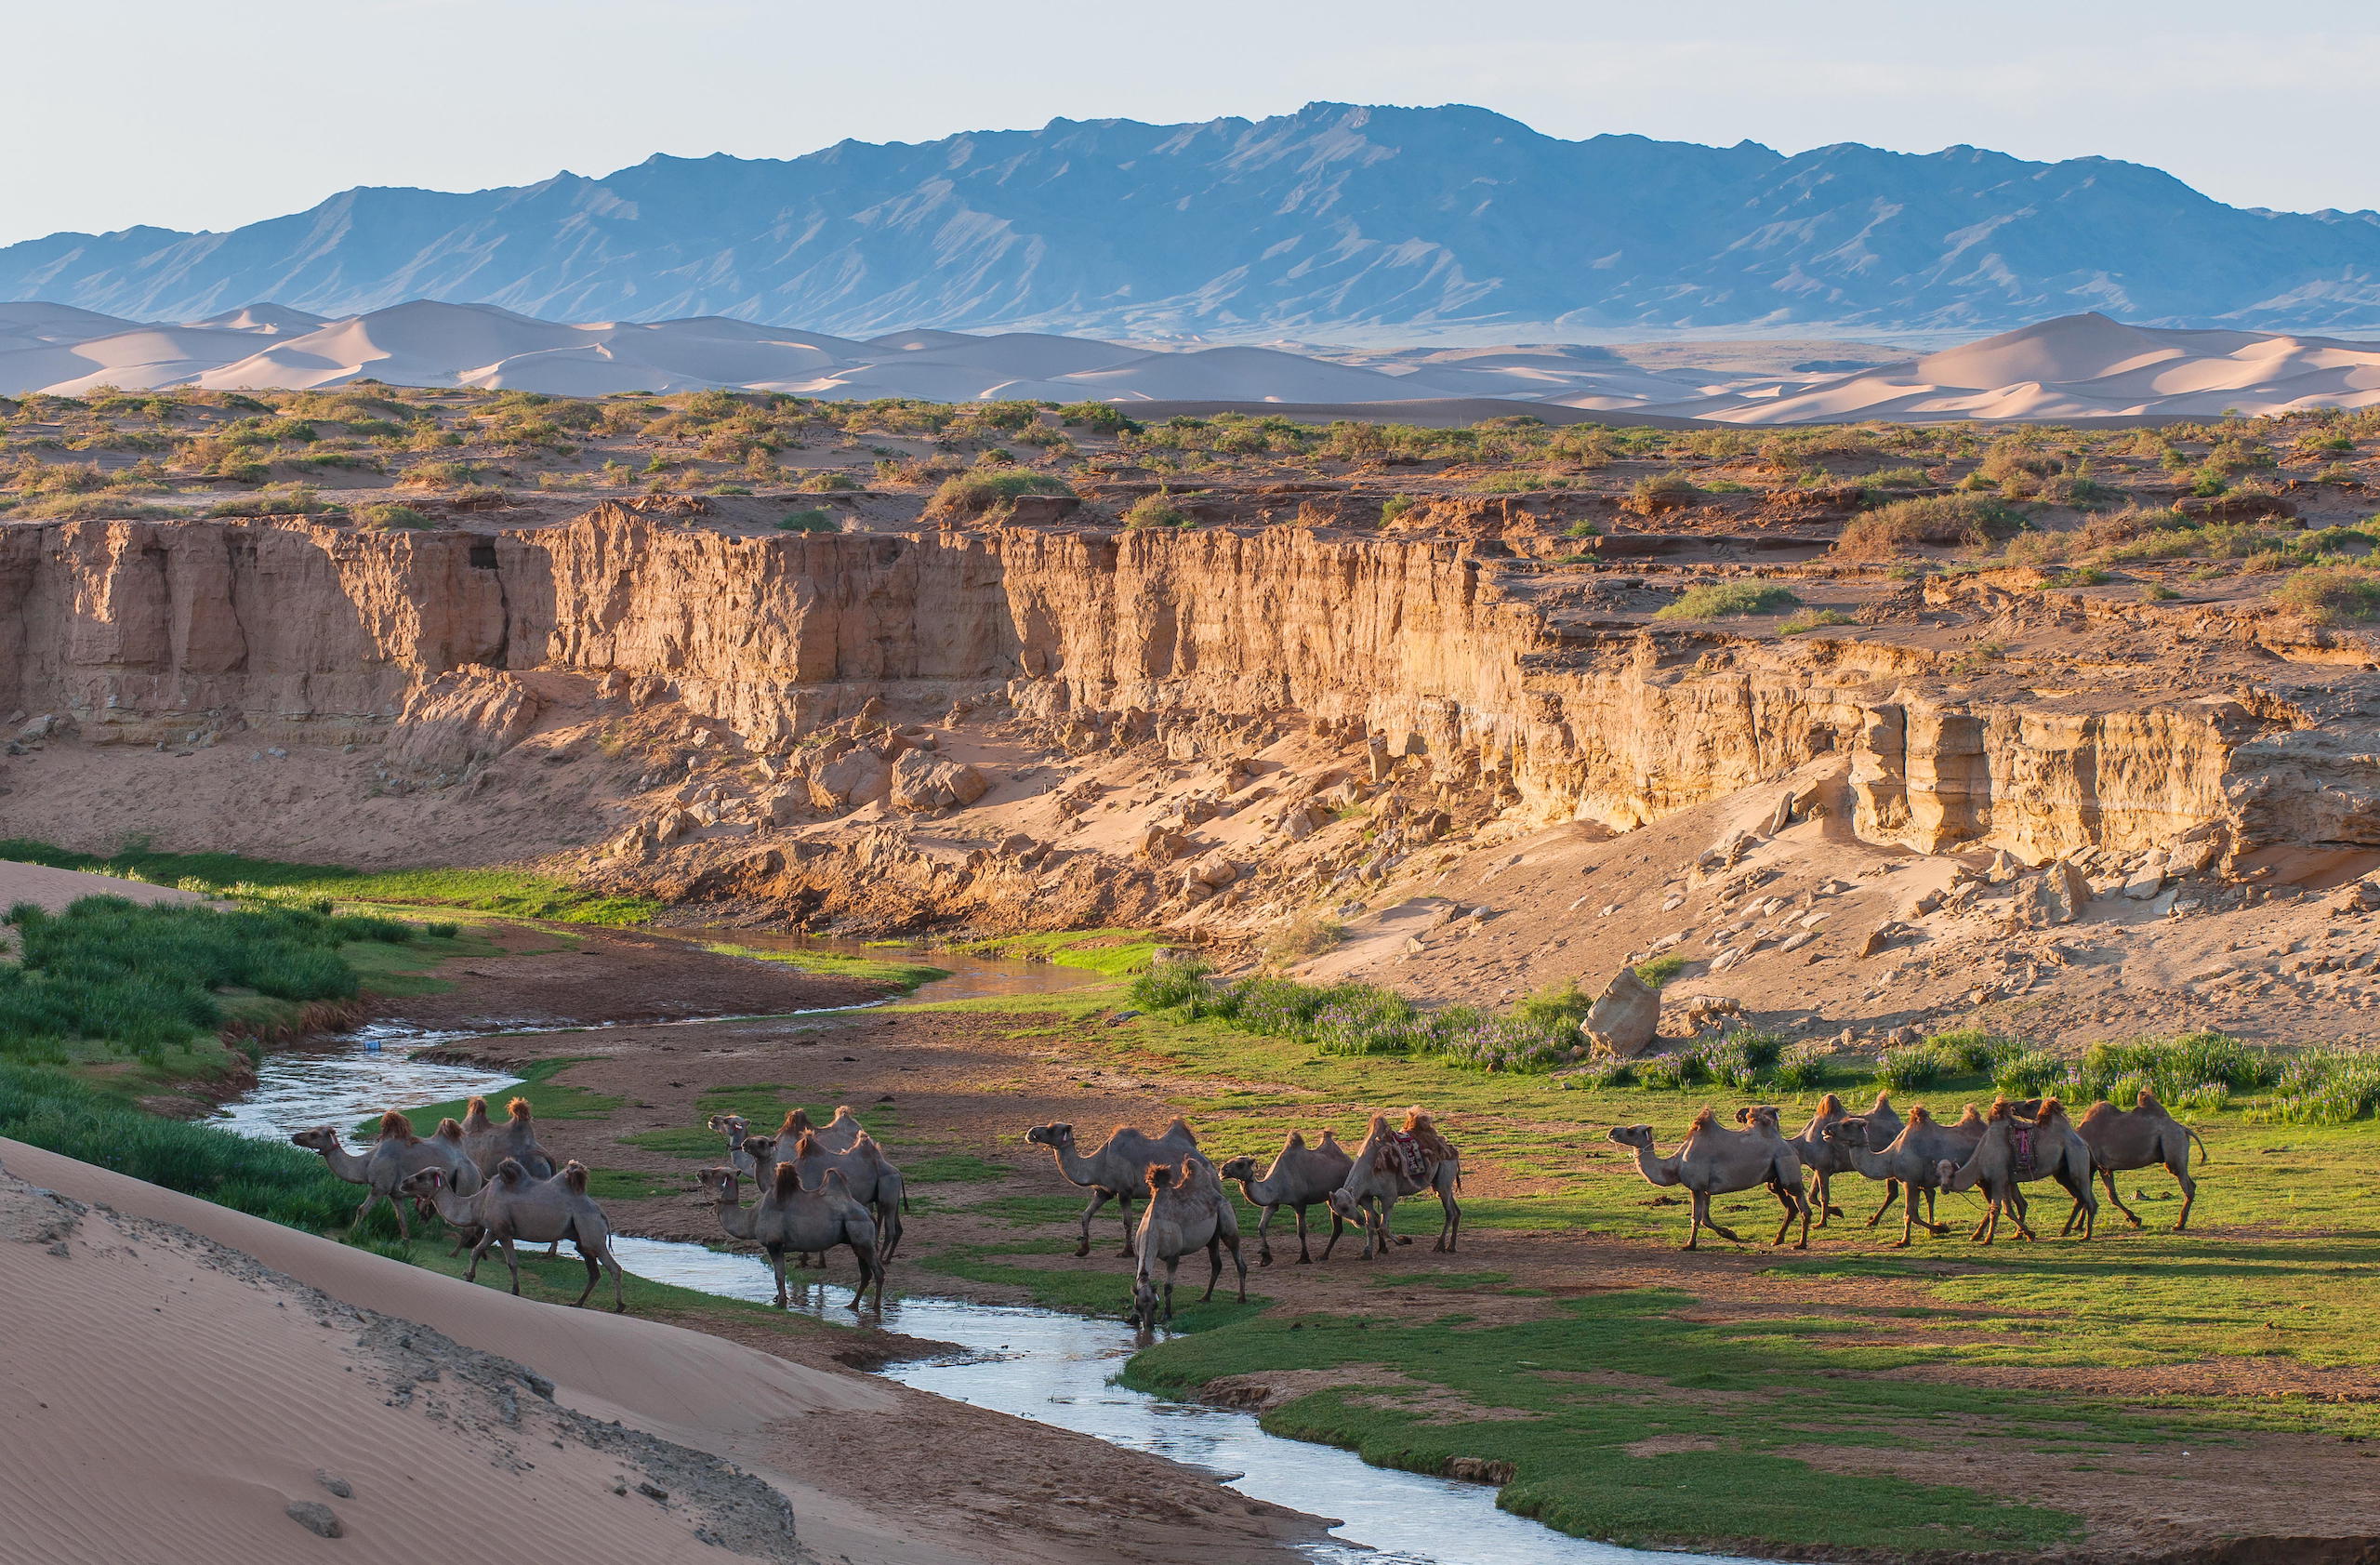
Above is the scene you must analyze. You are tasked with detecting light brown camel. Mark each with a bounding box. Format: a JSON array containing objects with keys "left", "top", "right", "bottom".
[
  {"left": 1131, "top": 1155, "right": 1246, "bottom": 1331},
  {"left": 1322, "top": 1109, "right": 1461, "bottom": 1260},
  {"left": 1783, "top": 1094, "right": 1855, "bottom": 1226},
  {"left": 774, "top": 1105, "right": 867, "bottom": 1154},
  {"left": 1607, "top": 1105, "right": 1809, "bottom": 1250},
  {"left": 1936, "top": 1098, "right": 2098, "bottom": 1243},
  {"left": 291, "top": 1110, "right": 479, "bottom": 1240},
  {"left": 400, "top": 1159, "right": 625, "bottom": 1310},
  {"left": 1218, "top": 1130, "right": 1353, "bottom": 1266},
  {"left": 696, "top": 1163, "right": 882, "bottom": 1310},
  {"left": 1820, "top": 1106, "right": 1988, "bottom": 1247},
  {"left": 457, "top": 1095, "right": 556, "bottom": 1179},
  {"left": 740, "top": 1128, "right": 907, "bottom": 1260},
  {"left": 2061, "top": 1091, "right": 2210, "bottom": 1233},
  {"left": 1024, "top": 1118, "right": 1199, "bottom": 1257}
]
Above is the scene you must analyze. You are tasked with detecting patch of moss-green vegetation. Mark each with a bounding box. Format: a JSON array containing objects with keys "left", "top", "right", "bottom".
[
  {"left": 378, "top": 1057, "right": 621, "bottom": 1134},
  {"left": 581, "top": 1166, "right": 687, "bottom": 1201},
  {"left": 903, "top": 1151, "right": 1009, "bottom": 1183},
  {"left": 944, "top": 928, "right": 1161, "bottom": 976},
  {"left": 0, "top": 838, "right": 657, "bottom": 925},
  {"left": 704, "top": 942, "right": 948, "bottom": 991}
]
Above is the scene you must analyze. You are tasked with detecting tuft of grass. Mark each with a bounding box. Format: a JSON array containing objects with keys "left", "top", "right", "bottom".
[
  {"left": 2273, "top": 564, "right": 2380, "bottom": 626},
  {"left": 925, "top": 470, "right": 1072, "bottom": 518},
  {"left": 1653, "top": 582, "right": 1800, "bottom": 621},
  {"left": 1834, "top": 494, "right": 2023, "bottom": 558},
  {"left": 1778, "top": 607, "right": 1855, "bottom": 635},
  {"left": 775, "top": 508, "right": 838, "bottom": 533}
]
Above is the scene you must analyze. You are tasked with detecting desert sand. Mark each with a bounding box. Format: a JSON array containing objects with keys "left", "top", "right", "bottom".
[{"left": 12, "top": 298, "right": 2376, "bottom": 418}]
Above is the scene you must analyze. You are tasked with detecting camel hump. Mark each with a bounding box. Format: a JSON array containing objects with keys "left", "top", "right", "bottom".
[
  {"left": 562, "top": 1163, "right": 588, "bottom": 1196},
  {"left": 1365, "top": 1112, "right": 1392, "bottom": 1138},
  {"left": 378, "top": 1109, "right": 417, "bottom": 1143},
  {"left": 463, "top": 1094, "right": 489, "bottom": 1121},
  {"left": 2036, "top": 1096, "right": 2068, "bottom": 1124},
  {"left": 1907, "top": 1105, "right": 1934, "bottom": 1124},
  {"left": 1870, "top": 1090, "right": 1894, "bottom": 1112},
  {"left": 507, "top": 1096, "right": 534, "bottom": 1122},
  {"left": 1146, "top": 1161, "right": 1177, "bottom": 1192},
  {"left": 1318, "top": 1129, "right": 1342, "bottom": 1147},
  {"left": 1688, "top": 1106, "right": 1718, "bottom": 1132},
  {"left": 2136, "top": 1088, "right": 2169, "bottom": 1114},
  {"left": 496, "top": 1157, "right": 529, "bottom": 1185},
  {"left": 1816, "top": 1093, "right": 1845, "bottom": 1115},
  {"left": 834, "top": 1103, "right": 859, "bottom": 1120},
  {"left": 1988, "top": 1097, "right": 2015, "bottom": 1121},
  {"left": 778, "top": 1107, "right": 811, "bottom": 1136},
  {"left": 1954, "top": 1104, "right": 1985, "bottom": 1127},
  {"left": 1284, "top": 1130, "right": 1308, "bottom": 1150},
  {"left": 435, "top": 1117, "right": 465, "bottom": 1141},
  {"left": 1166, "top": 1116, "right": 1197, "bottom": 1144},
  {"left": 794, "top": 1131, "right": 820, "bottom": 1158},
  {"left": 773, "top": 1162, "right": 801, "bottom": 1199}
]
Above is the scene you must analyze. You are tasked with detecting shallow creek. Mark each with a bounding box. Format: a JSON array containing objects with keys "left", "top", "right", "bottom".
[{"left": 218, "top": 937, "right": 1773, "bottom": 1565}]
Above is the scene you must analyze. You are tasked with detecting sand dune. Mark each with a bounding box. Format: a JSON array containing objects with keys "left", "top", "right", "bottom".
[{"left": 8, "top": 299, "right": 2380, "bottom": 420}]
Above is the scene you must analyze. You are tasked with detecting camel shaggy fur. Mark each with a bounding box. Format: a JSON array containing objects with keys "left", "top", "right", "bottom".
[
  {"left": 292, "top": 1111, "right": 479, "bottom": 1241},
  {"left": 1607, "top": 1105, "right": 1810, "bottom": 1250},
  {"left": 698, "top": 1164, "right": 883, "bottom": 1310},
  {"left": 401, "top": 1160, "right": 625, "bottom": 1310},
  {"left": 1217, "top": 1130, "right": 1352, "bottom": 1266},
  {"left": 1323, "top": 1109, "right": 1461, "bottom": 1260},
  {"left": 1024, "top": 1118, "right": 1199, "bottom": 1258},
  {"left": 1937, "top": 1098, "right": 2098, "bottom": 1243},
  {"left": 2064, "top": 1091, "right": 2210, "bottom": 1233},
  {"left": 775, "top": 1105, "right": 867, "bottom": 1154},
  {"left": 1130, "top": 1156, "right": 1246, "bottom": 1330}
]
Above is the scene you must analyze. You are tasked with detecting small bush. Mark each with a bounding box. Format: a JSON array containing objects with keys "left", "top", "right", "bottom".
[
  {"left": 798, "top": 471, "right": 863, "bottom": 492},
  {"left": 1122, "top": 493, "right": 1191, "bottom": 528},
  {"left": 1628, "top": 471, "right": 1701, "bottom": 510},
  {"left": 1380, "top": 495, "right": 1419, "bottom": 524},
  {"left": 1634, "top": 955, "right": 1687, "bottom": 989},
  {"left": 354, "top": 502, "right": 430, "bottom": 530},
  {"left": 2273, "top": 565, "right": 2380, "bottom": 626},
  {"left": 1991, "top": 1049, "right": 2066, "bottom": 1097},
  {"left": 1834, "top": 495, "right": 2023, "bottom": 558},
  {"left": 1876, "top": 1046, "right": 1946, "bottom": 1091},
  {"left": 1926, "top": 1028, "right": 2019, "bottom": 1075},
  {"left": 1768, "top": 1043, "right": 1831, "bottom": 1093},
  {"left": 1263, "top": 912, "right": 1345, "bottom": 967},
  {"left": 927, "top": 470, "right": 1073, "bottom": 518},
  {"left": 1653, "top": 582, "right": 1801, "bottom": 621},
  {"left": 776, "top": 509, "right": 838, "bottom": 533},
  {"left": 1778, "top": 607, "right": 1854, "bottom": 635}
]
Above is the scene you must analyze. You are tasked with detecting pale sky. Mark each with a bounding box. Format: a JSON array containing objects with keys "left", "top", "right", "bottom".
[{"left": 6, "top": 0, "right": 2375, "bottom": 245}]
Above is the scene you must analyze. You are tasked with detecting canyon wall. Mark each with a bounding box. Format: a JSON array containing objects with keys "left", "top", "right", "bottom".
[{"left": 1, "top": 507, "right": 2364, "bottom": 862}]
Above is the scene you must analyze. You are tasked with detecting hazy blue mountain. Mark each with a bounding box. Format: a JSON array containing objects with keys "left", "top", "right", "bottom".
[{"left": 7, "top": 102, "right": 2379, "bottom": 337}]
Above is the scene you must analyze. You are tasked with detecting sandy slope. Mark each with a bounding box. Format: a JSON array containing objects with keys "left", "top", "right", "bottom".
[{"left": 0, "top": 858, "right": 211, "bottom": 913}]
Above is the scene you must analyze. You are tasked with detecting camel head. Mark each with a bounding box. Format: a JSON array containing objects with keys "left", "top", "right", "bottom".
[
  {"left": 739, "top": 1135, "right": 778, "bottom": 1167},
  {"left": 1605, "top": 1124, "right": 1656, "bottom": 1150},
  {"left": 290, "top": 1126, "right": 339, "bottom": 1154},
  {"left": 1216, "top": 1155, "right": 1259, "bottom": 1183},
  {"left": 1821, "top": 1117, "right": 1867, "bottom": 1147},
  {"left": 1024, "top": 1122, "right": 1075, "bottom": 1151},
  {"left": 397, "top": 1167, "right": 447, "bottom": 1198},
  {"left": 694, "top": 1166, "right": 741, "bottom": 1202},
  {"left": 1131, "top": 1269, "right": 1162, "bottom": 1332},
  {"left": 706, "top": 1112, "right": 748, "bottom": 1139}
]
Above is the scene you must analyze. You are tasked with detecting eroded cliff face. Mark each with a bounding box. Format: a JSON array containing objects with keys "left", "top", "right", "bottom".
[{"left": 4, "top": 506, "right": 2361, "bottom": 882}]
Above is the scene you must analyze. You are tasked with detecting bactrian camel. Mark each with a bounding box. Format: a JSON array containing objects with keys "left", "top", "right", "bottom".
[
  {"left": 1936, "top": 1098, "right": 2098, "bottom": 1243},
  {"left": 400, "top": 1159, "right": 625, "bottom": 1310},
  {"left": 738, "top": 1128, "right": 907, "bottom": 1261},
  {"left": 775, "top": 1105, "right": 868, "bottom": 1154},
  {"left": 292, "top": 1111, "right": 479, "bottom": 1240},
  {"left": 1131, "top": 1155, "right": 1247, "bottom": 1331},
  {"left": 1218, "top": 1130, "right": 1352, "bottom": 1266},
  {"left": 2063, "top": 1091, "right": 2209, "bottom": 1233},
  {"left": 697, "top": 1164, "right": 883, "bottom": 1310},
  {"left": 1783, "top": 1094, "right": 1856, "bottom": 1226},
  {"left": 1324, "top": 1109, "right": 1461, "bottom": 1260},
  {"left": 1608, "top": 1105, "right": 1810, "bottom": 1250},
  {"left": 707, "top": 1112, "right": 760, "bottom": 1179},
  {"left": 459, "top": 1094, "right": 561, "bottom": 1256},
  {"left": 1820, "top": 1106, "right": 1987, "bottom": 1247},
  {"left": 1025, "top": 1118, "right": 1199, "bottom": 1257}
]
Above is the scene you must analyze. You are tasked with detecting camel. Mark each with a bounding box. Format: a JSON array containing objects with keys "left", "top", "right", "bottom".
[
  {"left": 1217, "top": 1130, "right": 1352, "bottom": 1266},
  {"left": 774, "top": 1105, "right": 867, "bottom": 1154},
  {"left": 1608, "top": 1105, "right": 1810, "bottom": 1250},
  {"left": 1783, "top": 1094, "right": 1856, "bottom": 1226},
  {"left": 1131, "top": 1156, "right": 1246, "bottom": 1331},
  {"left": 1322, "top": 1108, "right": 1461, "bottom": 1260},
  {"left": 400, "top": 1159, "right": 625, "bottom": 1310},
  {"left": 1936, "top": 1098, "right": 2098, "bottom": 1243},
  {"left": 1024, "top": 1118, "right": 1199, "bottom": 1258},
  {"left": 1820, "top": 1106, "right": 1988, "bottom": 1247},
  {"left": 740, "top": 1129, "right": 907, "bottom": 1260},
  {"left": 706, "top": 1112, "right": 760, "bottom": 1179},
  {"left": 457, "top": 1095, "right": 556, "bottom": 1179},
  {"left": 696, "top": 1164, "right": 883, "bottom": 1310},
  {"left": 292, "top": 1111, "right": 480, "bottom": 1240},
  {"left": 2062, "top": 1091, "right": 2210, "bottom": 1233}
]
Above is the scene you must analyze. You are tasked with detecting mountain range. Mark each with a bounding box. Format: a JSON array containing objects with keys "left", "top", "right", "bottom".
[{"left": 7, "top": 103, "right": 2380, "bottom": 339}]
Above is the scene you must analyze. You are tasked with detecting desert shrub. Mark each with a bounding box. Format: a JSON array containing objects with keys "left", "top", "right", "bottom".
[
  {"left": 2274, "top": 565, "right": 2380, "bottom": 626},
  {"left": 1706, "top": 1030, "right": 1788, "bottom": 1090},
  {"left": 1263, "top": 911, "right": 1345, "bottom": 967},
  {"left": 1056, "top": 401, "right": 1137, "bottom": 435},
  {"left": 354, "top": 503, "right": 430, "bottom": 530},
  {"left": 1633, "top": 1050, "right": 1708, "bottom": 1091},
  {"left": 206, "top": 483, "right": 337, "bottom": 517},
  {"left": 1835, "top": 494, "right": 2024, "bottom": 558},
  {"left": 1633, "top": 954, "right": 1687, "bottom": 989},
  {"left": 1990, "top": 1049, "right": 2064, "bottom": 1096},
  {"left": 1925, "top": 1028, "right": 2019, "bottom": 1075},
  {"left": 1510, "top": 982, "right": 1593, "bottom": 1032},
  {"left": 1121, "top": 492, "right": 1190, "bottom": 528},
  {"left": 2075, "top": 504, "right": 2188, "bottom": 551},
  {"left": 775, "top": 509, "right": 838, "bottom": 533},
  {"left": 1768, "top": 1042, "right": 1832, "bottom": 1093},
  {"left": 797, "top": 471, "right": 861, "bottom": 492},
  {"left": 926, "top": 470, "right": 1073, "bottom": 518},
  {"left": 1653, "top": 582, "right": 1801, "bottom": 621},
  {"left": 397, "top": 459, "right": 481, "bottom": 490},
  {"left": 1380, "top": 494, "right": 1419, "bottom": 524},
  {"left": 1127, "top": 956, "right": 1216, "bottom": 1012},
  {"left": 8, "top": 493, "right": 174, "bottom": 521},
  {"left": 1876, "top": 1045, "right": 1946, "bottom": 1091},
  {"left": 2267, "top": 1052, "right": 2380, "bottom": 1124},
  {"left": 1778, "top": 607, "right": 1855, "bottom": 635},
  {"left": 1628, "top": 471, "right": 1701, "bottom": 509},
  {"left": 1864, "top": 466, "right": 1932, "bottom": 489}
]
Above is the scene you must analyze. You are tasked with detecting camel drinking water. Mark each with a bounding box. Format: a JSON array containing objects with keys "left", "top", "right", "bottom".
[
  {"left": 1131, "top": 1155, "right": 1247, "bottom": 1331},
  {"left": 1607, "top": 1105, "right": 1811, "bottom": 1251},
  {"left": 1323, "top": 1109, "right": 1461, "bottom": 1260},
  {"left": 1218, "top": 1129, "right": 1353, "bottom": 1266},
  {"left": 1024, "top": 1118, "right": 1199, "bottom": 1258},
  {"left": 697, "top": 1163, "right": 884, "bottom": 1310},
  {"left": 292, "top": 1110, "right": 480, "bottom": 1241},
  {"left": 400, "top": 1159, "right": 626, "bottom": 1310}
]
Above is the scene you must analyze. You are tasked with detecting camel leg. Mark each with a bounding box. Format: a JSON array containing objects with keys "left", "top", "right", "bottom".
[
  {"left": 1866, "top": 1180, "right": 1900, "bottom": 1227},
  {"left": 2171, "top": 1160, "right": 2198, "bottom": 1232},
  {"left": 1321, "top": 1207, "right": 1344, "bottom": 1261},
  {"left": 1117, "top": 1189, "right": 1138, "bottom": 1257},
  {"left": 2064, "top": 1166, "right": 2096, "bottom": 1241},
  {"left": 466, "top": 1230, "right": 496, "bottom": 1284},
  {"left": 1691, "top": 1191, "right": 1750, "bottom": 1247},
  {"left": 1769, "top": 1182, "right": 1808, "bottom": 1249},
  {"left": 878, "top": 1198, "right": 903, "bottom": 1262},
  {"left": 500, "top": 1237, "right": 522, "bottom": 1295},
  {"left": 1256, "top": 1204, "right": 1278, "bottom": 1267},
  {"left": 1291, "top": 1204, "right": 1310, "bottom": 1265},
  {"left": 2100, "top": 1167, "right": 2145, "bottom": 1229},
  {"left": 1073, "top": 1188, "right": 1112, "bottom": 1258},
  {"left": 848, "top": 1234, "right": 879, "bottom": 1311},
  {"left": 1200, "top": 1236, "right": 1223, "bottom": 1302},
  {"left": 1437, "top": 1176, "right": 1461, "bottom": 1254},
  {"left": 1225, "top": 1231, "right": 1248, "bottom": 1301},
  {"left": 764, "top": 1242, "right": 788, "bottom": 1308},
  {"left": 1897, "top": 1185, "right": 1919, "bottom": 1249},
  {"left": 573, "top": 1244, "right": 601, "bottom": 1308},
  {"left": 2005, "top": 1187, "right": 2040, "bottom": 1242}
]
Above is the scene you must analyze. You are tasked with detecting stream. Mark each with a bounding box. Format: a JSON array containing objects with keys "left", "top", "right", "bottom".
[{"left": 218, "top": 936, "right": 1775, "bottom": 1565}]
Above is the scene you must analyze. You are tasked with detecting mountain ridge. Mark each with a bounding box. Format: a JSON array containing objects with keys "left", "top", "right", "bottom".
[{"left": 9, "top": 102, "right": 2380, "bottom": 337}]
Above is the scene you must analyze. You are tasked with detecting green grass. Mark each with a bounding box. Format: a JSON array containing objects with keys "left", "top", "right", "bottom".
[
  {"left": 0, "top": 839, "right": 657, "bottom": 925},
  {"left": 942, "top": 927, "right": 1161, "bottom": 976},
  {"left": 372, "top": 1057, "right": 621, "bottom": 1135},
  {"left": 701, "top": 941, "right": 947, "bottom": 991},
  {"left": 917, "top": 1240, "right": 1267, "bottom": 1332}
]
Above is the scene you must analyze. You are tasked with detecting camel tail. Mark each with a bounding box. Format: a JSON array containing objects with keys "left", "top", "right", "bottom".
[
  {"left": 2186, "top": 1126, "right": 2212, "bottom": 1166},
  {"left": 378, "top": 1109, "right": 416, "bottom": 1143}
]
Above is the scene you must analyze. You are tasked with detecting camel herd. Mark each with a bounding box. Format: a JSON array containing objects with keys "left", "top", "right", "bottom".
[
  {"left": 285, "top": 1081, "right": 2204, "bottom": 1323},
  {"left": 1609, "top": 1088, "right": 2207, "bottom": 1251}
]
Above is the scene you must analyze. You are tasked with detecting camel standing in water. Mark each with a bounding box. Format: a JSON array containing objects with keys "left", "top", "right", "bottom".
[
  {"left": 698, "top": 1164, "right": 883, "bottom": 1310},
  {"left": 1131, "top": 1155, "right": 1246, "bottom": 1331},
  {"left": 401, "top": 1160, "right": 625, "bottom": 1310},
  {"left": 1025, "top": 1119, "right": 1199, "bottom": 1257},
  {"left": 2062, "top": 1091, "right": 2209, "bottom": 1232},
  {"left": 1324, "top": 1109, "right": 1461, "bottom": 1260},
  {"left": 741, "top": 1129, "right": 907, "bottom": 1261},
  {"left": 1936, "top": 1098, "right": 2098, "bottom": 1243},
  {"left": 293, "top": 1111, "right": 478, "bottom": 1240},
  {"left": 1607, "top": 1105, "right": 1810, "bottom": 1251},
  {"left": 1218, "top": 1130, "right": 1353, "bottom": 1266}
]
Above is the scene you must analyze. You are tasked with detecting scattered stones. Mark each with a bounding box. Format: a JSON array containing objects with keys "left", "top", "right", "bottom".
[
  {"left": 284, "top": 1501, "right": 343, "bottom": 1539},
  {"left": 2007, "top": 861, "right": 2090, "bottom": 929},
  {"left": 313, "top": 1471, "right": 353, "bottom": 1499}
]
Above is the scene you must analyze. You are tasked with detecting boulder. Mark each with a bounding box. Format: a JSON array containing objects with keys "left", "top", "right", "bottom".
[
  {"left": 806, "top": 747, "right": 892, "bottom": 809},
  {"left": 889, "top": 749, "right": 991, "bottom": 811},
  {"left": 1581, "top": 966, "right": 1660, "bottom": 1058},
  {"left": 1138, "top": 823, "right": 1192, "bottom": 863},
  {"left": 2007, "top": 861, "right": 2090, "bottom": 929},
  {"left": 386, "top": 667, "right": 542, "bottom": 777}
]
